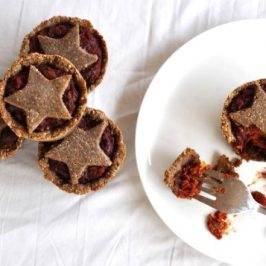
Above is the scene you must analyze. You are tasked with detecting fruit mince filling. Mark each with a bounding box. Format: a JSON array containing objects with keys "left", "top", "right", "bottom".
[
  {"left": 212, "top": 155, "right": 239, "bottom": 179},
  {"left": 45, "top": 115, "right": 117, "bottom": 185},
  {"left": 5, "top": 63, "right": 80, "bottom": 132},
  {"left": 228, "top": 85, "right": 266, "bottom": 160},
  {"left": 172, "top": 158, "right": 202, "bottom": 198},
  {"left": 29, "top": 22, "right": 103, "bottom": 87},
  {"left": 207, "top": 211, "right": 229, "bottom": 240},
  {"left": 251, "top": 191, "right": 266, "bottom": 206},
  {"left": 0, "top": 126, "right": 19, "bottom": 150}
]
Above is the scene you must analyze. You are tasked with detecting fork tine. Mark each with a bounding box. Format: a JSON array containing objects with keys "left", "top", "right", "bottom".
[
  {"left": 202, "top": 177, "right": 219, "bottom": 187},
  {"left": 201, "top": 186, "right": 216, "bottom": 195},
  {"left": 205, "top": 170, "right": 224, "bottom": 182},
  {"left": 194, "top": 194, "right": 216, "bottom": 208}
]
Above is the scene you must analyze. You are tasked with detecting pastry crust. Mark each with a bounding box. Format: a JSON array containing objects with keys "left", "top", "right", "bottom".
[
  {"left": 164, "top": 147, "right": 199, "bottom": 188},
  {"left": 20, "top": 16, "right": 108, "bottom": 93},
  {"left": 0, "top": 53, "right": 87, "bottom": 142},
  {"left": 221, "top": 80, "right": 261, "bottom": 144},
  {"left": 221, "top": 79, "right": 266, "bottom": 161},
  {"left": 38, "top": 107, "right": 126, "bottom": 195},
  {"left": 0, "top": 137, "right": 24, "bottom": 160},
  {"left": 0, "top": 122, "right": 24, "bottom": 160}
]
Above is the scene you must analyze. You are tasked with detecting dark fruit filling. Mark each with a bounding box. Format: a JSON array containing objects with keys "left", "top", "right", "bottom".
[
  {"left": 173, "top": 158, "right": 203, "bottom": 198},
  {"left": 49, "top": 159, "right": 70, "bottom": 184},
  {"left": 5, "top": 63, "right": 80, "bottom": 132},
  {"left": 29, "top": 22, "right": 103, "bottom": 87},
  {"left": 0, "top": 127, "right": 19, "bottom": 150},
  {"left": 228, "top": 85, "right": 266, "bottom": 160},
  {"left": 44, "top": 115, "right": 117, "bottom": 185},
  {"left": 213, "top": 155, "right": 239, "bottom": 179},
  {"left": 231, "top": 124, "right": 266, "bottom": 160},
  {"left": 251, "top": 191, "right": 266, "bottom": 206},
  {"left": 231, "top": 157, "right": 242, "bottom": 168},
  {"left": 207, "top": 211, "right": 229, "bottom": 240},
  {"left": 78, "top": 167, "right": 107, "bottom": 185},
  {"left": 228, "top": 85, "right": 256, "bottom": 113}
]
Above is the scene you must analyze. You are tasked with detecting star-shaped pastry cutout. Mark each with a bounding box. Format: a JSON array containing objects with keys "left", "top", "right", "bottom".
[
  {"left": 230, "top": 86, "right": 266, "bottom": 133},
  {"left": 5, "top": 66, "right": 72, "bottom": 133},
  {"left": 38, "top": 24, "right": 98, "bottom": 71},
  {"left": 45, "top": 121, "right": 112, "bottom": 185}
]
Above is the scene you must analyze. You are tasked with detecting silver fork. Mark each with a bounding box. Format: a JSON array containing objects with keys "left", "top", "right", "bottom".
[{"left": 194, "top": 169, "right": 266, "bottom": 215}]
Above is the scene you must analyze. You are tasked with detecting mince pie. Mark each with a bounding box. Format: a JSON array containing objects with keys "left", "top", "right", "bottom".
[
  {"left": 164, "top": 148, "right": 208, "bottom": 198},
  {"left": 20, "top": 16, "right": 108, "bottom": 92},
  {"left": 0, "top": 53, "right": 87, "bottom": 141},
  {"left": 221, "top": 79, "right": 266, "bottom": 161},
  {"left": 0, "top": 117, "right": 24, "bottom": 159},
  {"left": 38, "top": 107, "right": 126, "bottom": 194},
  {"left": 164, "top": 149, "right": 239, "bottom": 199}
]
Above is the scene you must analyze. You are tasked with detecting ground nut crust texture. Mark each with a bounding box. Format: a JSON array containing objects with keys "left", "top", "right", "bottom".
[
  {"left": 0, "top": 54, "right": 87, "bottom": 141},
  {"left": 221, "top": 79, "right": 266, "bottom": 161},
  {"left": 38, "top": 108, "right": 126, "bottom": 195},
  {"left": 20, "top": 16, "right": 108, "bottom": 92}
]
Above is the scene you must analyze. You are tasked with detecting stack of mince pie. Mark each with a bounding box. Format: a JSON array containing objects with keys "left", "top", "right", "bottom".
[{"left": 0, "top": 16, "right": 126, "bottom": 195}]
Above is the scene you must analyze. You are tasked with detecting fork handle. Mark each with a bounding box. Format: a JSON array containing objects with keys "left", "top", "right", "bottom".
[{"left": 257, "top": 206, "right": 266, "bottom": 215}]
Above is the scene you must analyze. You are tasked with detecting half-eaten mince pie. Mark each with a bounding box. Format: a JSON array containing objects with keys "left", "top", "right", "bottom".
[
  {"left": 38, "top": 108, "right": 126, "bottom": 194},
  {"left": 20, "top": 16, "right": 108, "bottom": 92},
  {"left": 221, "top": 79, "right": 266, "bottom": 161},
  {"left": 0, "top": 54, "right": 87, "bottom": 141},
  {"left": 0, "top": 117, "right": 24, "bottom": 159},
  {"left": 164, "top": 148, "right": 208, "bottom": 198}
]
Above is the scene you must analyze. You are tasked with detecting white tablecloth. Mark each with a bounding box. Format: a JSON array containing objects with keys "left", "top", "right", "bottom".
[{"left": 0, "top": 1, "right": 265, "bottom": 265}]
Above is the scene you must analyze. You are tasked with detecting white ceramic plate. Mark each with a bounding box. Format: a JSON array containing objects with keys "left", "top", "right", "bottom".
[{"left": 135, "top": 20, "right": 266, "bottom": 266}]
